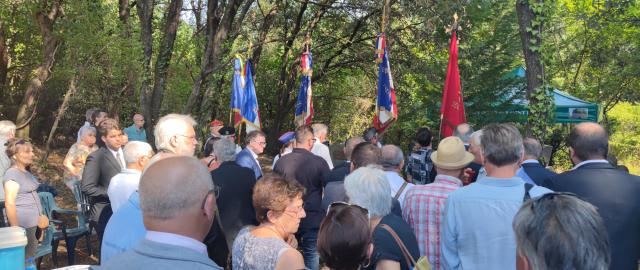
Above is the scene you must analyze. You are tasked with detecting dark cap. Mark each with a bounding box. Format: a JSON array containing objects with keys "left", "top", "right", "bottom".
[{"left": 220, "top": 126, "right": 236, "bottom": 136}]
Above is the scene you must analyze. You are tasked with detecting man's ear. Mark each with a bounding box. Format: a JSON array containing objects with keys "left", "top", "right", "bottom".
[
  {"left": 101, "top": 135, "right": 107, "bottom": 143},
  {"left": 350, "top": 161, "right": 355, "bottom": 172},
  {"left": 204, "top": 194, "right": 216, "bottom": 219}
]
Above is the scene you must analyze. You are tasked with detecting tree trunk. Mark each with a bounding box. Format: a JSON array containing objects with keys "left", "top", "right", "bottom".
[
  {"left": 137, "top": 0, "right": 155, "bottom": 139},
  {"left": 149, "top": 0, "right": 183, "bottom": 121},
  {"left": 117, "top": 0, "right": 136, "bottom": 121},
  {"left": 516, "top": 0, "right": 544, "bottom": 136},
  {"left": 42, "top": 73, "right": 78, "bottom": 162},
  {"left": 182, "top": 0, "right": 244, "bottom": 114},
  {"left": 0, "top": 21, "right": 9, "bottom": 97},
  {"left": 14, "top": 0, "right": 63, "bottom": 138}
]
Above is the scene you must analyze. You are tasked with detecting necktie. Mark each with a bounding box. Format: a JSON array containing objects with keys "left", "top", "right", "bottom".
[{"left": 116, "top": 151, "right": 124, "bottom": 169}]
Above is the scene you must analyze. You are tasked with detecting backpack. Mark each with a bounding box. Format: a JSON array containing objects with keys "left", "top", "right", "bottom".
[{"left": 407, "top": 149, "right": 434, "bottom": 185}]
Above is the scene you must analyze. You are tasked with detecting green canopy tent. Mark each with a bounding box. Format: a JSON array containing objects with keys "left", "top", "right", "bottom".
[{"left": 501, "top": 67, "right": 599, "bottom": 123}]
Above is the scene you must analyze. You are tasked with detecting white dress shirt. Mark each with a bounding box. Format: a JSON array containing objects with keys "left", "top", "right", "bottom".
[
  {"left": 572, "top": 159, "right": 609, "bottom": 170},
  {"left": 311, "top": 138, "right": 334, "bottom": 169},
  {"left": 146, "top": 231, "right": 207, "bottom": 254},
  {"left": 385, "top": 171, "right": 414, "bottom": 208},
  {"left": 107, "top": 147, "right": 126, "bottom": 169},
  {"left": 108, "top": 169, "right": 142, "bottom": 212}
]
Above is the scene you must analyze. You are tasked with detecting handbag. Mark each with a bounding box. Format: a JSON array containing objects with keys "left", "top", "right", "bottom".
[
  {"left": 380, "top": 224, "right": 431, "bottom": 270},
  {"left": 31, "top": 191, "right": 49, "bottom": 229}
]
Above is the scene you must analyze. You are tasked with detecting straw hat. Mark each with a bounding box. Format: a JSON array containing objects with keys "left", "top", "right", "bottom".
[{"left": 430, "top": 136, "right": 475, "bottom": 170}]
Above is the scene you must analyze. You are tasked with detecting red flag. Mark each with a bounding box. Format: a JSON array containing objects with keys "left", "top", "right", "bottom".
[{"left": 439, "top": 31, "right": 466, "bottom": 138}]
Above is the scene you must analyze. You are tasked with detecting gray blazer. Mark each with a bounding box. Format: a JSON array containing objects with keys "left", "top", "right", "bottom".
[{"left": 95, "top": 239, "right": 222, "bottom": 270}]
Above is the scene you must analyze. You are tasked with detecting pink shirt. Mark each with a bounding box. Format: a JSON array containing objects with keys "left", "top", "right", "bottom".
[{"left": 402, "top": 174, "right": 462, "bottom": 270}]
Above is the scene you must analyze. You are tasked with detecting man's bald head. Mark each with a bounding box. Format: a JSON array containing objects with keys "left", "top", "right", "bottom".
[
  {"left": 344, "top": 137, "right": 365, "bottom": 160},
  {"left": 454, "top": 123, "right": 473, "bottom": 144},
  {"left": 568, "top": 122, "right": 608, "bottom": 161},
  {"left": 139, "top": 156, "right": 214, "bottom": 220}
]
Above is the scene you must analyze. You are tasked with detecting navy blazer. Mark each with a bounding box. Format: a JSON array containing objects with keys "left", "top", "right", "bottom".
[
  {"left": 235, "top": 148, "right": 262, "bottom": 179},
  {"left": 521, "top": 162, "right": 556, "bottom": 186},
  {"left": 543, "top": 162, "right": 640, "bottom": 270}
]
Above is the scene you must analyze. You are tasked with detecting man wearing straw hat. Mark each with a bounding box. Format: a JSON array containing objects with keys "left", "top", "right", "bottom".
[{"left": 402, "top": 136, "right": 474, "bottom": 270}]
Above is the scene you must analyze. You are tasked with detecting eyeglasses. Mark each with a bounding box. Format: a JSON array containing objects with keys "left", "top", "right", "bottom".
[
  {"left": 201, "top": 186, "right": 221, "bottom": 210},
  {"left": 177, "top": 134, "right": 197, "bottom": 141},
  {"left": 529, "top": 192, "right": 580, "bottom": 212},
  {"left": 254, "top": 141, "right": 267, "bottom": 146},
  {"left": 327, "top": 201, "right": 369, "bottom": 219}
]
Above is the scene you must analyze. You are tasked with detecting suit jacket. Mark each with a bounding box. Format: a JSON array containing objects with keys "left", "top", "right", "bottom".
[
  {"left": 323, "top": 161, "right": 350, "bottom": 186},
  {"left": 96, "top": 239, "right": 222, "bottom": 270},
  {"left": 204, "top": 161, "right": 259, "bottom": 268},
  {"left": 521, "top": 162, "right": 556, "bottom": 186},
  {"left": 235, "top": 148, "right": 262, "bottom": 179},
  {"left": 82, "top": 147, "right": 122, "bottom": 222},
  {"left": 544, "top": 162, "right": 640, "bottom": 270}
]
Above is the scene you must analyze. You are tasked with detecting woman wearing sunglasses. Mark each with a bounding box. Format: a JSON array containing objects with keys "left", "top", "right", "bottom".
[
  {"left": 232, "top": 173, "right": 307, "bottom": 270},
  {"left": 344, "top": 165, "right": 420, "bottom": 270},
  {"left": 318, "top": 202, "right": 372, "bottom": 270},
  {"left": 3, "top": 138, "right": 42, "bottom": 260}
]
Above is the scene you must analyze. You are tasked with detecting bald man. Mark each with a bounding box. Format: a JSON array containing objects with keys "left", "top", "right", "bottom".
[
  {"left": 544, "top": 123, "right": 640, "bottom": 270},
  {"left": 123, "top": 113, "right": 147, "bottom": 142},
  {"left": 99, "top": 156, "right": 221, "bottom": 269}
]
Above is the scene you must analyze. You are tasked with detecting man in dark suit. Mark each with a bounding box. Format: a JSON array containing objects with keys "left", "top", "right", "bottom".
[
  {"left": 274, "top": 125, "right": 331, "bottom": 270},
  {"left": 516, "top": 138, "right": 556, "bottom": 185},
  {"left": 235, "top": 130, "right": 266, "bottom": 179},
  {"left": 82, "top": 118, "right": 124, "bottom": 241},
  {"left": 204, "top": 138, "right": 258, "bottom": 268},
  {"left": 321, "top": 136, "right": 364, "bottom": 211},
  {"left": 543, "top": 122, "right": 640, "bottom": 270}
]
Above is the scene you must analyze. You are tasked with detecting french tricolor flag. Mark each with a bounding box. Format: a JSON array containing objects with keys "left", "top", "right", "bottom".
[
  {"left": 295, "top": 51, "right": 314, "bottom": 127},
  {"left": 374, "top": 33, "right": 398, "bottom": 132}
]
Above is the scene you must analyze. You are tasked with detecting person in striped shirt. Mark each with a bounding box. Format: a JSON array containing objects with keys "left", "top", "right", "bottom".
[{"left": 402, "top": 136, "right": 474, "bottom": 270}]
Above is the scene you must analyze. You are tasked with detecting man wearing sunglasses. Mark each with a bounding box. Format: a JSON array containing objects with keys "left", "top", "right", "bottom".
[
  {"left": 543, "top": 122, "right": 640, "bottom": 270},
  {"left": 441, "top": 123, "right": 551, "bottom": 270},
  {"left": 98, "top": 156, "right": 222, "bottom": 269}
]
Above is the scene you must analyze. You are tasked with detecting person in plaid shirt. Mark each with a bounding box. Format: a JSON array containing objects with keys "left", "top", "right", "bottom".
[{"left": 402, "top": 136, "right": 474, "bottom": 270}]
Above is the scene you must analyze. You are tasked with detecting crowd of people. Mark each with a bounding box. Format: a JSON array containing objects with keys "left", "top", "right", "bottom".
[{"left": 0, "top": 107, "right": 639, "bottom": 270}]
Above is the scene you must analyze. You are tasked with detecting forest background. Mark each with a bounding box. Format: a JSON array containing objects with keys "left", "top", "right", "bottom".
[{"left": 0, "top": 0, "right": 638, "bottom": 174}]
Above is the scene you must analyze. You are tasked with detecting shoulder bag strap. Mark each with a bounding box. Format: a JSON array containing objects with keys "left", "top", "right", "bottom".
[
  {"left": 394, "top": 182, "right": 409, "bottom": 201},
  {"left": 523, "top": 183, "right": 534, "bottom": 202},
  {"left": 380, "top": 224, "right": 417, "bottom": 267}
]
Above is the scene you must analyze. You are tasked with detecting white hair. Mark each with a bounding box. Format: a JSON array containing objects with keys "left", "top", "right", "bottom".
[
  {"left": 311, "top": 123, "right": 328, "bottom": 137},
  {"left": 0, "top": 120, "right": 16, "bottom": 140},
  {"left": 344, "top": 165, "right": 391, "bottom": 217},
  {"left": 213, "top": 138, "right": 237, "bottom": 162},
  {"left": 469, "top": 129, "right": 483, "bottom": 146},
  {"left": 154, "top": 114, "right": 196, "bottom": 151},
  {"left": 123, "top": 141, "right": 153, "bottom": 164},
  {"left": 78, "top": 126, "right": 96, "bottom": 140}
]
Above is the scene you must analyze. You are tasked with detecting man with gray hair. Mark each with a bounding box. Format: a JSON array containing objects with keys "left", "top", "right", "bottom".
[
  {"left": 107, "top": 141, "right": 154, "bottom": 212},
  {"left": 311, "top": 123, "right": 334, "bottom": 169},
  {"left": 465, "top": 129, "right": 484, "bottom": 183},
  {"left": 321, "top": 137, "right": 364, "bottom": 211},
  {"left": 0, "top": 120, "right": 16, "bottom": 201},
  {"left": 441, "top": 123, "right": 551, "bottom": 270},
  {"left": 515, "top": 138, "right": 556, "bottom": 185},
  {"left": 204, "top": 139, "right": 258, "bottom": 268},
  {"left": 381, "top": 144, "right": 413, "bottom": 208},
  {"left": 513, "top": 192, "right": 610, "bottom": 270},
  {"left": 235, "top": 130, "right": 266, "bottom": 179},
  {"left": 153, "top": 113, "right": 197, "bottom": 156},
  {"left": 98, "top": 156, "right": 222, "bottom": 269}
]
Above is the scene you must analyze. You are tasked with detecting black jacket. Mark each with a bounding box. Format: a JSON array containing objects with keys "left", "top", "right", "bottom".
[
  {"left": 274, "top": 148, "right": 330, "bottom": 230},
  {"left": 521, "top": 162, "right": 556, "bottom": 186},
  {"left": 205, "top": 161, "right": 258, "bottom": 268},
  {"left": 81, "top": 147, "right": 122, "bottom": 222},
  {"left": 543, "top": 162, "right": 640, "bottom": 270}
]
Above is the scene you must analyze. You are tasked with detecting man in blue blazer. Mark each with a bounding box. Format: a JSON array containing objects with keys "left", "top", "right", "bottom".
[
  {"left": 543, "top": 123, "right": 640, "bottom": 270},
  {"left": 515, "top": 138, "right": 556, "bottom": 185},
  {"left": 235, "top": 130, "right": 266, "bottom": 179}
]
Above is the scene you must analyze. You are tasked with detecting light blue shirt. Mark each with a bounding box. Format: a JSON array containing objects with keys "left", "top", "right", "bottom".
[
  {"left": 515, "top": 160, "right": 539, "bottom": 185},
  {"left": 441, "top": 176, "right": 552, "bottom": 270},
  {"left": 101, "top": 191, "right": 146, "bottom": 263},
  {"left": 123, "top": 124, "right": 147, "bottom": 142},
  {"left": 146, "top": 231, "right": 207, "bottom": 255}
]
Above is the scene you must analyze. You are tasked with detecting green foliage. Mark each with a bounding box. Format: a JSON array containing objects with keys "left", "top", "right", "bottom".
[{"left": 608, "top": 103, "right": 640, "bottom": 174}]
